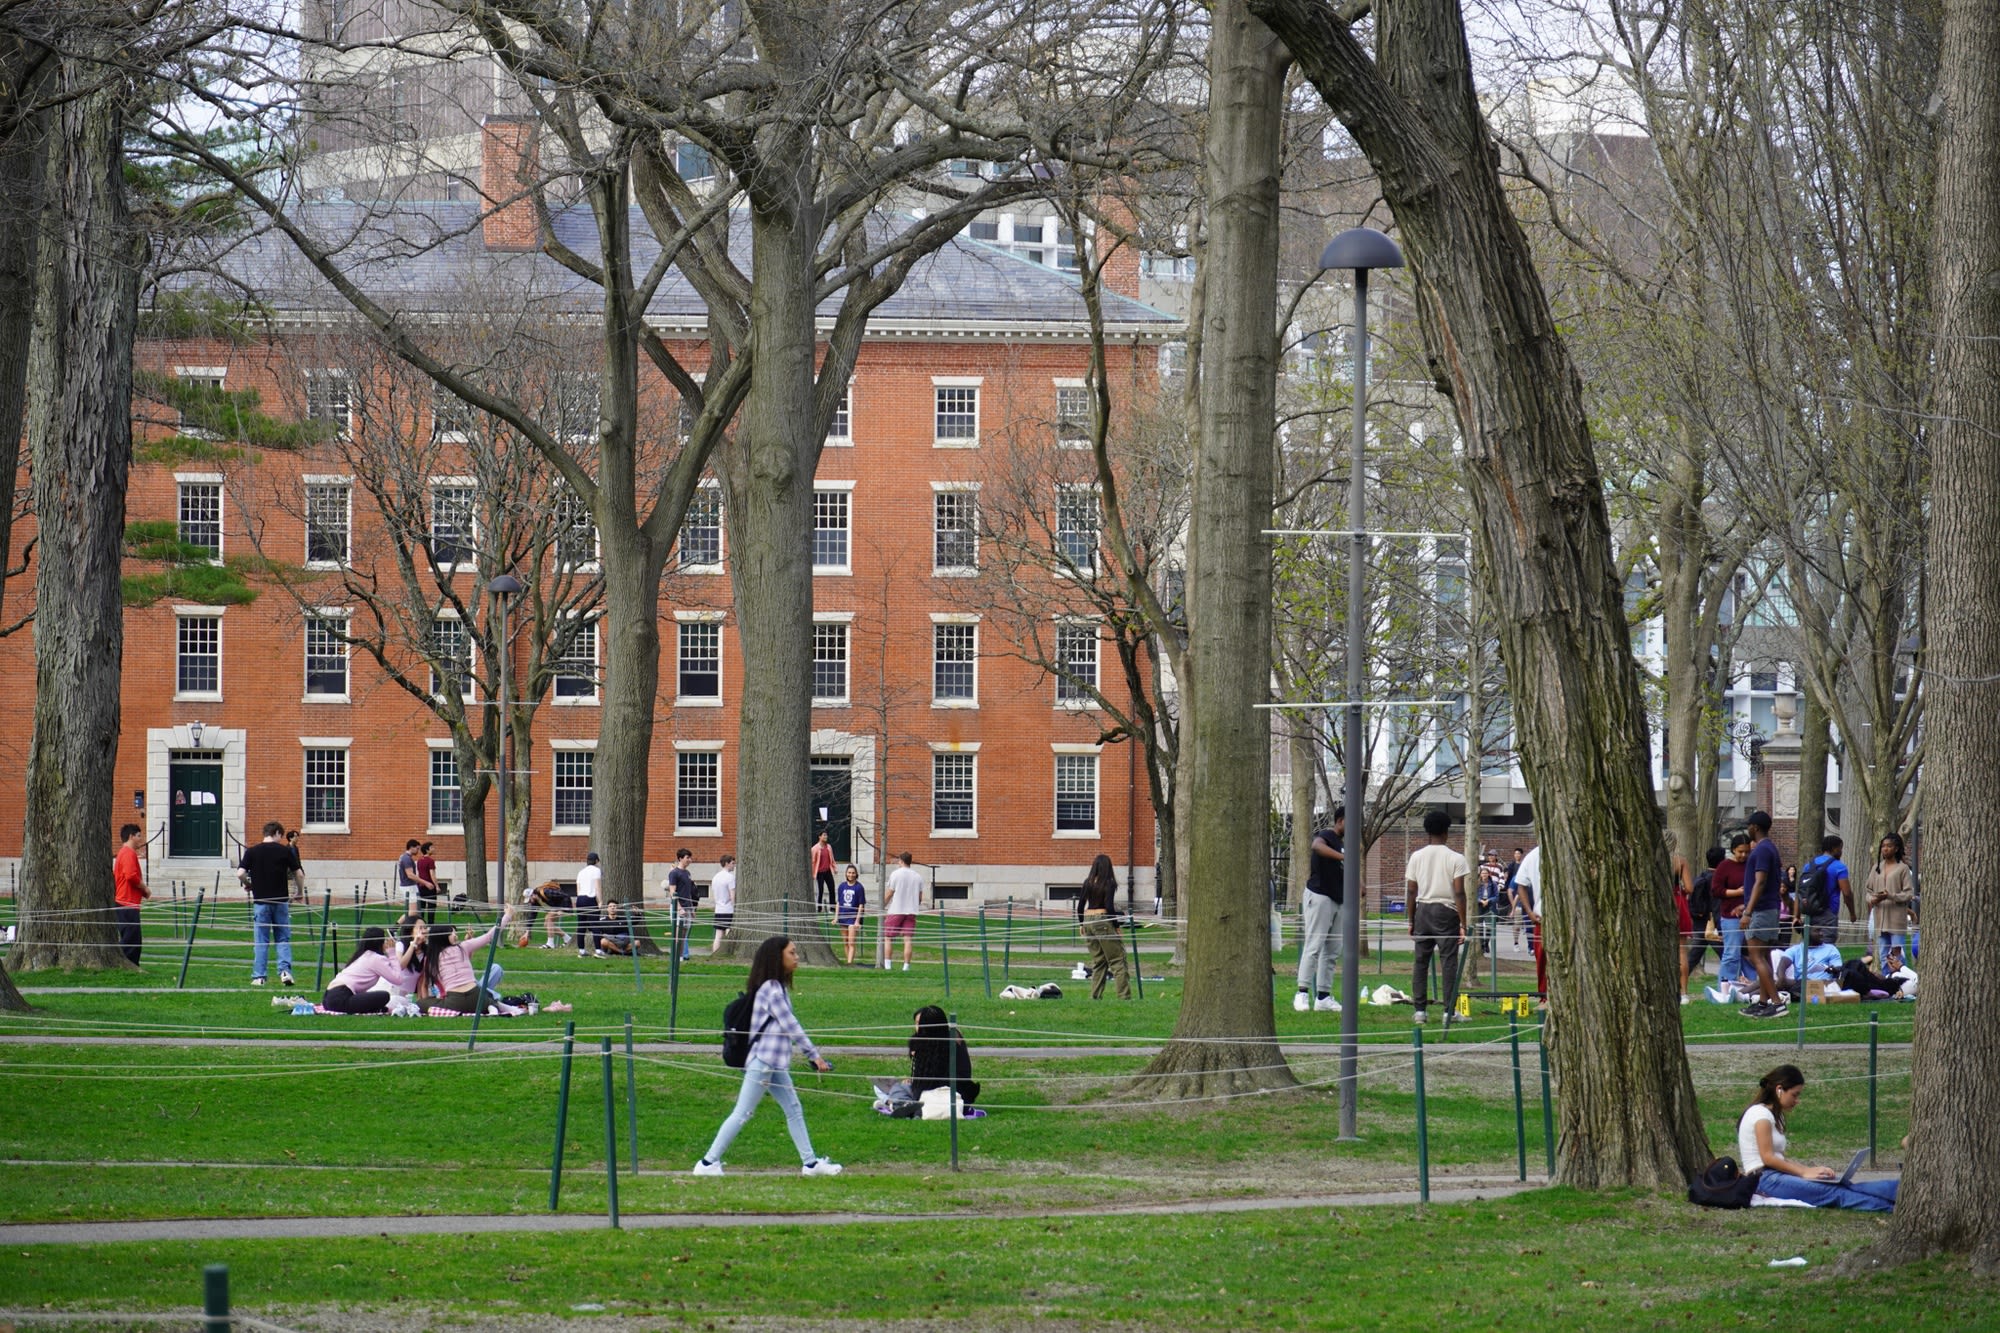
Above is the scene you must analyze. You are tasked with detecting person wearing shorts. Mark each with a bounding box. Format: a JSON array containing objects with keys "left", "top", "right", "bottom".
[
  {"left": 835, "top": 864, "right": 866, "bottom": 964},
  {"left": 882, "top": 851, "right": 923, "bottom": 970},
  {"left": 1741, "top": 811, "right": 1787, "bottom": 1018}
]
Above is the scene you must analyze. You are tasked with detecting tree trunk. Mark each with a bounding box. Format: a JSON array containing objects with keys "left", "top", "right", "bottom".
[
  {"left": 506, "top": 707, "right": 533, "bottom": 909},
  {"left": 0, "top": 965, "right": 27, "bottom": 1012},
  {"left": 1251, "top": 0, "right": 1708, "bottom": 1185},
  {"left": 1134, "top": 0, "right": 1296, "bottom": 1097},
  {"left": 1659, "top": 457, "right": 1711, "bottom": 866},
  {"left": 1796, "top": 687, "right": 1831, "bottom": 856},
  {"left": 1286, "top": 723, "right": 1315, "bottom": 914},
  {"left": 10, "top": 45, "right": 139, "bottom": 974},
  {"left": 0, "top": 39, "right": 48, "bottom": 626},
  {"left": 594, "top": 522, "right": 666, "bottom": 909},
  {"left": 458, "top": 769, "right": 492, "bottom": 906},
  {"left": 1880, "top": 0, "right": 2000, "bottom": 1265},
  {"left": 716, "top": 196, "right": 826, "bottom": 963}
]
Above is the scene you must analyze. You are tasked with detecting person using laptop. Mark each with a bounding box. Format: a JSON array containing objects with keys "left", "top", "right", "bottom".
[{"left": 1737, "top": 1065, "right": 1898, "bottom": 1210}]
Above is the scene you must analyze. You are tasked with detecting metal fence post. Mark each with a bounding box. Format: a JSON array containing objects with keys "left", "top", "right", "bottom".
[
  {"left": 1868, "top": 1009, "right": 1880, "bottom": 1168},
  {"left": 668, "top": 939, "right": 681, "bottom": 1040},
  {"left": 202, "top": 1263, "right": 229, "bottom": 1333},
  {"left": 1413, "top": 1025, "right": 1429, "bottom": 1204},
  {"left": 176, "top": 889, "right": 206, "bottom": 990},
  {"left": 601, "top": 1037, "right": 620, "bottom": 1229},
  {"left": 940, "top": 908, "right": 951, "bottom": 997},
  {"left": 978, "top": 906, "right": 992, "bottom": 998},
  {"left": 549, "top": 1021, "right": 576, "bottom": 1210},
  {"left": 311, "top": 888, "right": 334, "bottom": 992},
  {"left": 1003, "top": 899, "right": 1013, "bottom": 982},
  {"left": 1539, "top": 1019, "right": 1555, "bottom": 1178},
  {"left": 625, "top": 1013, "right": 639, "bottom": 1176},
  {"left": 948, "top": 1010, "right": 961, "bottom": 1172},
  {"left": 1509, "top": 1012, "right": 1526, "bottom": 1182}
]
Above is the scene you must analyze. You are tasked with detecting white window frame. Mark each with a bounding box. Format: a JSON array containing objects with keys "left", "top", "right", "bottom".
[
  {"left": 304, "top": 370, "right": 353, "bottom": 440},
  {"left": 931, "top": 483, "right": 980, "bottom": 576},
  {"left": 932, "top": 376, "right": 982, "bottom": 448},
  {"left": 173, "top": 606, "right": 225, "bottom": 702},
  {"left": 303, "top": 608, "right": 351, "bottom": 703},
  {"left": 426, "top": 739, "right": 464, "bottom": 834},
  {"left": 929, "top": 743, "right": 980, "bottom": 838},
  {"left": 812, "top": 482, "right": 854, "bottom": 575},
  {"left": 550, "top": 739, "right": 597, "bottom": 835},
  {"left": 1054, "top": 379, "right": 1093, "bottom": 448},
  {"left": 431, "top": 381, "right": 476, "bottom": 442},
  {"left": 825, "top": 382, "right": 853, "bottom": 446},
  {"left": 173, "top": 368, "right": 226, "bottom": 438},
  {"left": 552, "top": 614, "right": 600, "bottom": 705},
  {"left": 175, "top": 475, "right": 224, "bottom": 563},
  {"left": 429, "top": 609, "right": 478, "bottom": 702},
  {"left": 1055, "top": 619, "right": 1101, "bottom": 708},
  {"left": 428, "top": 476, "right": 479, "bottom": 572},
  {"left": 300, "top": 738, "right": 353, "bottom": 835},
  {"left": 678, "top": 480, "right": 724, "bottom": 574},
  {"left": 675, "top": 612, "right": 725, "bottom": 707},
  {"left": 1055, "top": 483, "right": 1100, "bottom": 577},
  {"left": 930, "top": 613, "right": 979, "bottom": 708},
  {"left": 554, "top": 371, "right": 600, "bottom": 442},
  {"left": 552, "top": 485, "right": 601, "bottom": 572},
  {"left": 674, "top": 741, "right": 724, "bottom": 835},
  {"left": 302, "top": 475, "right": 353, "bottom": 569},
  {"left": 812, "top": 612, "right": 852, "bottom": 706},
  {"left": 1052, "top": 744, "right": 1102, "bottom": 838}
]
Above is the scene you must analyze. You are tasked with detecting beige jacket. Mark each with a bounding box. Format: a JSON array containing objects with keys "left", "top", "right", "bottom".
[{"left": 1865, "top": 862, "right": 1916, "bottom": 934}]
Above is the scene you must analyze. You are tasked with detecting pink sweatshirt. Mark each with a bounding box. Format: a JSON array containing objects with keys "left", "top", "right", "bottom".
[
  {"left": 329, "top": 949, "right": 417, "bottom": 994},
  {"left": 434, "top": 928, "right": 497, "bottom": 995}
]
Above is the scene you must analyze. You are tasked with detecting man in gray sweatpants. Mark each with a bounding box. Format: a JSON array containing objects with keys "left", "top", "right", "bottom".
[{"left": 1292, "top": 806, "right": 1346, "bottom": 1013}]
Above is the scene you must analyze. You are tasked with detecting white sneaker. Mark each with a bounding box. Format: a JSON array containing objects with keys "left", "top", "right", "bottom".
[
  {"left": 1413, "top": 1009, "right": 1428, "bottom": 1024},
  {"left": 593, "top": 949, "right": 607, "bottom": 958},
  {"left": 1314, "top": 996, "right": 1342, "bottom": 1012},
  {"left": 539, "top": 940, "right": 556, "bottom": 950},
  {"left": 1293, "top": 991, "right": 1311, "bottom": 1012},
  {"left": 881, "top": 961, "right": 890, "bottom": 971},
  {"left": 691, "top": 1159, "right": 723, "bottom": 1177},
  {"left": 901, "top": 963, "right": 909, "bottom": 971},
  {"left": 801, "top": 1158, "right": 843, "bottom": 1177},
  {"left": 1705, "top": 985, "right": 1730, "bottom": 1004},
  {"left": 1679, "top": 994, "right": 1691, "bottom": 1006}
]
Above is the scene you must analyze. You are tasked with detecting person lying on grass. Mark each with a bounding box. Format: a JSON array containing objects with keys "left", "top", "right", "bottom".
[
  {"left": 416, "top": 910, "right": 514, "bottom": 1014},
  {"left": 1737, "top": 1064, "right": 1897, "bottom": 1211},
  {"left": 322, "top": 924, "right": 422, "bottom": 1014}
]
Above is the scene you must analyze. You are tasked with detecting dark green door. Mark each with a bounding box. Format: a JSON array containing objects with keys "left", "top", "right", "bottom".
[
  {"left": 810, "top": 759, "right": 853, "bottom": 863},
  {"left": 169, "top": 758, "right": 223, "bottom": 858}
]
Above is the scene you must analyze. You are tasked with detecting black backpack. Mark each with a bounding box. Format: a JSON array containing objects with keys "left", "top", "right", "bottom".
[
  {"left": 1689, "top": 869, "right": 1714, "bottom": 921},
  {"left": 721, "top": 990, "right": 771, "bottom": 1068},
  {"left": 1797, "top": 857, "right": 1833, "bottom": 921},
  {"left": 1687, "top": 1156, "right": 1760, "bottom": 1209}
]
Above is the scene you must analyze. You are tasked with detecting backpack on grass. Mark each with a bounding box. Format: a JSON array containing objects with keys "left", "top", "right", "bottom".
[
  {"left": 1687, "top": 1156, "right": 1759, "bottom": 1209},
  {"left": 721, "top": 990, "right": 771, "bottom": 1068}
]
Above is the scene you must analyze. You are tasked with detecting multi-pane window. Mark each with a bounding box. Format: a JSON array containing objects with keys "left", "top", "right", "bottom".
[
  {"left": 677, "top": 751, "right": 721, "bottom": 830},
  {"left": 1056, "top": 485, "right": 1099, "bottom": 574},
  {"left": 305, "top": 371, "right": 352, "bottom": 438},
  {"left": 1056, "top": 385, "right": 1093, "bottom": 445},
  {"left": 305, "top": 482, "right": 351, "bottom": 566},
  {"left": 555, "top": 372, "right": 599, "bottom": 439},
  {"left": 933, "top": 622, "right": 977, "bottom": 703},
  {"left": 1055, "top": 753, "right": 1099, "bottom": 832},
  {"left": 827, "top": 385, "right": 852, "bottom": 443},
  {"left": 430, "top": 483, "right": 477, "bottom": 567},
  {"left": 932, "top": 752, "right": 976, "bottom": 832},
  {"left": 303, "top": 748, "right": 348, "bottom": 829},
  {"left": 679, "top": 486, "right": 722, "bottom": 569},
  {"left": 553, "top": 487, "right": 598, "bottom": 569},
  {"left": 429, "top": 748, "right": 464, "bottom": 829},
  {"left": 678, "top": 621, "right": 721, "bottom": 700},
  {"left": 432, "top": 382, "right": 476, "bottom": 439},
  {"left": 431, "top": 614, "right": 473, "bottom": 699},
  {"left": 812, "top": 489, "right": 850, "bottom": 571},
  {"left": 553, "top": 750, "right": 594, "bottom": 831},
  {"left": 812, "top": 622, "right": 849, "bottom": 703},
  {"left": 175, "top": 371, "right": 224, "bottom": 435},
  {"left": 935, "top": 385, "right": 978, "bottom": 444},
  {"left": 178, "top": 482, "right": 222, "bottom": 558},
  {"left": 554, "top": 617, "right": 598, "bottom": 701},
  {"left": 304, "top": 615, "right": 349, "bottom": 698},
  {"left": 933, "top": 490, "right": 977, "bottom": 573},
  {"left": 1056, "top": 622, "right": 1098, "bottom": 703},
  {"left": 176, "top": 615, "right": 221, "bottom": 696}
]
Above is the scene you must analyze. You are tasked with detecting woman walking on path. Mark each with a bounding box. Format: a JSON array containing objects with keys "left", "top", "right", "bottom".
[
  {"left": 694, "top": 936, "right": 843, "bottom": 1177},
  {"left": 1079, "top": 854, "right": 1132, "bottom": 1000},
  {"left": 1865, "top": 833, "right": 1916, "bottom": 962}
]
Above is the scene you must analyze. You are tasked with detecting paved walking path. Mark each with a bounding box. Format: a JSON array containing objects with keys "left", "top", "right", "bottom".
[{"left": 0, "top": 1180, "right": 1538, "bottom": 1246}]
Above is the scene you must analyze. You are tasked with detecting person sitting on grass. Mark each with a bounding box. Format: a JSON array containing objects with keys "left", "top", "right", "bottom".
[
  {"left": 1772, "top": 925, "right": 1843, "bottom": 1001},
  {"left": 1738, "top": 1065, "right": 1897, "bottom": 1211},
  {"left": 322, "top": 925, "right": 422, "bottom": 1014},
  {"left": 416, "top": 910, "right": 514, "bottom": 1013},
  {"left": 908, "top": 1004, "right": 980, "bottom": 1108},
  {"left": 594, "top": 900, "right": 637, "bottom": 957}
]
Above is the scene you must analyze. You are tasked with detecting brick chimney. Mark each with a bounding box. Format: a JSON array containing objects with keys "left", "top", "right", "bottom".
[
  {"left": 481, "top": 116, "right": 540, "bottom": 252},
  {"left": 1095, "top": 192, "right": 1142, "bottom": 301}
]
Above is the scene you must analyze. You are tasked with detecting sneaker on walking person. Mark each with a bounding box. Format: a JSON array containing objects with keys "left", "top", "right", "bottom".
[
  {"left": 1413, "top": 1008, "right": 1428, "bottom": 1024},
  {"left": 801, "top": 1158, "right": 844, "bottom": 1177},
  {"left": 280, "top": 969, "right": 295, "bottom": 987},
  {"left": 1313, "top": 995, "right": 1342, "bottom": 1012},
  {"left": 1293, "top": 990, "right": 1312, "bottom": 1012},
  {"left": 691, "top": 1159, "right": 724, "bottom": 1176}
]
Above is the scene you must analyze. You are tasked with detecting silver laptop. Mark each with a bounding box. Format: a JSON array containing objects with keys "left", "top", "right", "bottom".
[{"left": 1837, "top": 1148, "right": 1870, "bottom": 1185}]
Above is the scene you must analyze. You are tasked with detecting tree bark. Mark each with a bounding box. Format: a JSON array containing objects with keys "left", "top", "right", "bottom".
[
  {"left": 1796, "top": 687, "right": 1831, "bottom": 855},
  {"left": 1250, "top": 0, "right": 1708, "bottom": 1185},
  {"left": 1134, "top": 0, "right": 1296, "bottom": 1096},
  {"left": 11, "top": 39, "right": 139, "bottom": 973},
  {"left": 1878, "top": 0, "right": 2000, "bottom": 1270},
  {"left": 1287, "top": 723, "right": 1316, "bottom": 914},
  {"left": 0, "top": 37, "right": 48, "bottom": 626}
]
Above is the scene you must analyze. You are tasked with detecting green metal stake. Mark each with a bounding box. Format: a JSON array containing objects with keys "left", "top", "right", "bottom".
[
  {"left": 1413, "top": 1025, "right": 1429, "bottom": 1204},
  {"left": 940, "top": 908, "right": 951, "bottom": 997},
  {"left": 625, "top": 1013, "right": 639, "bottom": 1177},
  {"left": 466, "top": 902, "right": 508, "bottom": 1053},
  {"left": 631, "top": 916, "right": 644, "bottom": 994},
  {"left": 947, "top": 1009, "right": 961, "bottom": 1172},
  {"left": 548, "top": 1021, "right": 576, "bottom": 1210},
  {"left": 601, "top": 1038, "right": 620, "bottom": 1228},
  {"left": 1868, "top": 1009, "right": 1879, "bottom": 1168},
  {"left": 311, "top": 888, "right": 334, "bottom": 992},
  {"left": 1509, "top": 1012, "right": 1526, "bottom": 1182},
  {"left": 176, "top": 889, "right": 207, "bottom": 990},
  {"left": 203, "top": 1263, "right": 229, "bottom": 1333},
  {"left": 1376, "top": 914, "right": 1384, "bottom": 974},
  {"left": 668, "top": 936, "right": 682, "bottom": 1039},
  {"left": 353, "top": 884, "right": 363, "bottom": 932},
  {"left": 1796, "top": 910, "right": 1809, "bottom": 1050},
  {"left": 1539, "top": 1019, "right": 1555, "bottom": 1178},
  {"left": 1003, "top": 899, "right": 1013, "bottom": 981},
  {"left": 1127, "top": 915, "right": 1145, "bottom": 1000},
  {"left": 978, "top": 906, "right": 993, "bottom": 998}
]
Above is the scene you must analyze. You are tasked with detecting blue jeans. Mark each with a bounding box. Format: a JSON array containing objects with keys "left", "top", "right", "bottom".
[
  {"left": 702, "top": 1058, "right": 818, "bottom": 1166},
  {"left": 1718, "top": 915, "right": 1746, "bottom": 987},
  {"left": 1756, "top": 1171, "right": 1898, "bottom": 1212},
  {"left": 1878, "top": 932, "right": 1907, "bottom": 961},
  {"left": 252, "top": 901, "right": 293, "bottom": 980}
]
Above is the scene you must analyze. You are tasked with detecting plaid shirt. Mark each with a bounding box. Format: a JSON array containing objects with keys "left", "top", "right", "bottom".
[{"left": 748, "top": 979, "right": 819, "bottom": 1071}]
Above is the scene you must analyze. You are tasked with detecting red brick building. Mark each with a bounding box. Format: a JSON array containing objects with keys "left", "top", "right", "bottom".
[{"left": 0, "top": 141, "right": 1177, "bottom": 906}]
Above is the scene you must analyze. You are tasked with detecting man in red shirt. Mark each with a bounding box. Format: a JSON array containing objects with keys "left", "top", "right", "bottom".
[{"left": 113, "top": 823, "right": 149, "bottom": 965}]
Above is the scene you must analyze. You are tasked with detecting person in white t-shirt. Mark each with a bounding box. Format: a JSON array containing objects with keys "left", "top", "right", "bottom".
[
  {"left": 1737, "top": 1065, "right": 1897, "bottom": 1210},
  {"left": 881, "top": 851, "right": 925, "bottom": 971},
  {"left": 1512, "top": 844, "right": 1545, "bottom": 999},
  {"left": 574, "top": 851, "right": 603, "bottom": 958},
  {"left": 1404, "top": 809, "right": 1470, "bottom": 1024},
  {"left": 709, "top": 854, "right": 737, "bottom": 951}
]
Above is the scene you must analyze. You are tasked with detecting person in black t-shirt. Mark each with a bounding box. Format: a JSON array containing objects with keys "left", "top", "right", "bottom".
[
  {"left": 238, "top": 820, "right": 301, "bottom": 987},
  {"left": 1293, "top": 806, "right": 1346, "bottom": 1013}
]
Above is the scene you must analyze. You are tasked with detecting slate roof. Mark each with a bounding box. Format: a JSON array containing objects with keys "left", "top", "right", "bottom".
[{"left": 187, "top": 201, "right": 1180, "bottom": 333}]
